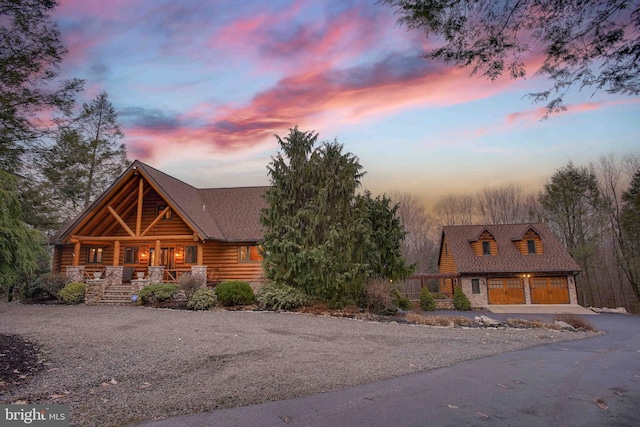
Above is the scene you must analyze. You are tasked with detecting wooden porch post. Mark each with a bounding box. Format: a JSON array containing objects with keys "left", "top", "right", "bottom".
[
  {"left": 113, "top": 241, "right": 120, "bottom": 266},
  {"left": 73, "top": 242, "right": 81, "bottom": 266},
  {"left": 197, "top": 242, "right": 204, "bottom": 265},
  {"left": 136, "top": 178, "right": 144, "bottom": 235},
  {"left": 155, "top": 240, "right": 161, "bottom": 266}
]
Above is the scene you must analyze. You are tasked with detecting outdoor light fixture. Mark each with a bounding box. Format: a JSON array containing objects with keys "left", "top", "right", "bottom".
[{"left": 140, "top": 248, "right": 149, "bottom": 261}]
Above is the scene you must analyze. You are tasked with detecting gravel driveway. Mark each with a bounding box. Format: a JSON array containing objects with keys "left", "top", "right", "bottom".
[{"left": 0, "top": 303, "right": 598, "bottom": 426}]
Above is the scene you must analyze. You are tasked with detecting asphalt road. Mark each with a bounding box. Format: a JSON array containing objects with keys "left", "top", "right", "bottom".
[{"left": 134, "top": 313, "right": 640, "bottom": 427}]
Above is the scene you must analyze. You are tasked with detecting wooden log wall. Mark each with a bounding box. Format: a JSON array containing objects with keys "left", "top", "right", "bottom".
[
  {"left": 203, "top": 242, "right": 264, "bottom": 281},
  {"left": 438, "top": 236, "right": 457, "bottom": 294},
  {"left": 112, "top": 191, "right": 193, "bottom": 237}
]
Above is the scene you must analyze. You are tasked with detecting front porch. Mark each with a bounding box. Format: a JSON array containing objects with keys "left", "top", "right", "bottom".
[{"left": 66, "top": 264, "right": 215, "bottom": 305}]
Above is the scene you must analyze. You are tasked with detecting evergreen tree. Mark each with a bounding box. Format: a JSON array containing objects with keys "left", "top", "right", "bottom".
[
  {"left": 620, "top": 170, "right": 640, "bottom": 301},
  {"left": 260, "top": 127, "right": 412, "bottom": 305},
  {"left": 38, "top": 91, "right": 129, "bottom": 220},
  {"left": 358, "top": 191, "right": 415, "bottom": 280},
  {"left": 539, "top": 162, "right": 604, "bottom": 305},
  {"left": 0, "top": 0, "right": 83, "bottom": 174},
  {"left": 0, "top": 171, "right": 46, "bottom": 301}
]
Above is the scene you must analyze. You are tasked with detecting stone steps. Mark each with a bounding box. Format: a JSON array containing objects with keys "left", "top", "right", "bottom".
[{"left": 95, "top": 285, "right": 134, "bottom": 305}]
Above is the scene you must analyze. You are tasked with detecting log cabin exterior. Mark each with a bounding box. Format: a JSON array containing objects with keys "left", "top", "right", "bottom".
[
  {"left": 50, "top": 160, "right": 267, "bottom": 303},
  {"left": 437, "top": 223, "right": 581, "bottom": 307}
]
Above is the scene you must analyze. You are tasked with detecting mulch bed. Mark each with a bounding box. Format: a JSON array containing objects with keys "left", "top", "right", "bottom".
[{"left": 0, "top": 334, "right": 45, "bottom": 394}]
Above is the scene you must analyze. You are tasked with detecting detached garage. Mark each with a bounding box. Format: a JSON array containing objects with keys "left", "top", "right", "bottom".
[
  {"left": 437, "top": 223, "right": 581, "bottom": 308},
  {"left": 530, "top": 277, "right": 570, "bottom": 304}
]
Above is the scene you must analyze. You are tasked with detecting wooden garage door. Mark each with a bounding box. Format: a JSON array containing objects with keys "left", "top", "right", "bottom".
[
  {"left": 487, "top": 278, "right": 525, "bottom": 304},
  {"left": 530, "top": 277, "right": 569, "bottom": 304}
]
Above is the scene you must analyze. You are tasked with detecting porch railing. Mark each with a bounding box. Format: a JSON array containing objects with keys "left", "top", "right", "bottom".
[
  {"left": 83, "top": 267, "right": 105, "bottom": 280},
  {"left": 163, "top": 268, "right": 191, "bottom": 283}
]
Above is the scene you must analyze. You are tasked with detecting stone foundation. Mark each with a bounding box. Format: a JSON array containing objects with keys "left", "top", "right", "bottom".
[
  {"left": 148, "top": 266, "right": 164, "bottom": 283},
  {"left": 85, "top": 279, "right": 107, "bottom": 305},
  {"left": 131, "top": 279, "right": 151, "bottom": 294},
  {"left": 66, "top": 266, "right": 85, "bottom": 283},
  {"left": 190, "top": 266, "right": 207, "bottom": 286}
]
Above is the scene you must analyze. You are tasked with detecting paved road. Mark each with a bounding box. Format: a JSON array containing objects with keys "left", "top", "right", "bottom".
[{"left": 135, "top": 313, "right": 640, "bottom": 426}]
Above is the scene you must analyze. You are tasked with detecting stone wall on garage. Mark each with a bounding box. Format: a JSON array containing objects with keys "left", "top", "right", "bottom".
[{"left": 459, "top": 276, "right": 488, "bottom": 308}]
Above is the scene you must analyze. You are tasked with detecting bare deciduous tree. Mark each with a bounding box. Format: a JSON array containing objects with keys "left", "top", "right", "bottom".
[
  {"left": 433, "top": 194, "right": 474, "bottom": 226},
  {"left": 476, "top": 184, "right": 534, "bottom": 224},
  {"left": 390, "top": 191, "right": 438, "bottom": 273}
]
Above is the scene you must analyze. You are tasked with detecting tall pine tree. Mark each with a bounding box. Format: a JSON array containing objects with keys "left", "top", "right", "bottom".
[
  {"left": 260, "top": 127, "right": 412, "bottom": 305},
  {"left": 37, "top": 91, "right": 129, "bottom": 224}
]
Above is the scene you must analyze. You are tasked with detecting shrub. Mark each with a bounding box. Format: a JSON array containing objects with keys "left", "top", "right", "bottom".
[
  {"left": 419, "top": 287, "right": 436, "bottom": 311},
  {"left": 58, "top": 282, "right": 87, "bottom": 304},
  {"left": 39, "top": 273, "right": 69, "bottom": 299},
  {"left": 214, "top": 280, "right": 255, "bottom": 306},
  {"left": 256, "top": 282, "right": 309, "bottom": 310},
  {"left": 187, "top": 288, "right": 218, "bottom": 310},
  {"left": 392, "top": 288, "right": 411, "bottom": 311},
  {"left": 139, "top": 283, "right": 179, "bottom": 305},
  {"left": 364, "top": 279, "right": 396, "bottom": 315},
  {"left": 178, "top": 272, "right": 201, "bottom": 300},
  {"left": 453, "top": 286, "right": 471, "bottom": 311}
]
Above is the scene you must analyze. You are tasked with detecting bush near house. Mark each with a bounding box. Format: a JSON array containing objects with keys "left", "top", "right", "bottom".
[
  {"left": 214, "top": 281, "right": 255, "bottom": 306},
  {"left": 256, "top": 282, "right": 309, "bottom": 310},
  {"left": 59, "top": 282, "right": 87, "bottom": 304},
  {"left": 364, "top": 279, "right": 397, "bottom": 315},
  {"left": 419, "top": 287, "right": 436, "bottom": 311},
  {"left": 453, "top": 286, "right": 471, "bottom": 311},
  {"left": 39, "top": 273, "right": 69, "bottom": 300},
  {"left": 392, "top": 288, "right": 411, "bottom": 310},
  {"left": 178, "top": 272, "right": 201, "bottom": 300},
  {"left": 187, "top": 288, "right": 217, "bottom": 311},
  {"left": 139, "top": 283, "right": 179, "bottom": 305}
]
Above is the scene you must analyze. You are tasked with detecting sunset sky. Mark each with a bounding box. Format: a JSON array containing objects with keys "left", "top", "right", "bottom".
[{"left": 53, "top": 0, "right": 640, "bottom": 208}]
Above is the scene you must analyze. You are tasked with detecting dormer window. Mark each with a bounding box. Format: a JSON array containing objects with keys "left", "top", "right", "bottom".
[
  {"left": 482, "top": 241, "right": 491, "bottom": 255},
  {"left": 527, "top": 239, "right": 536, "bottom": 254}
]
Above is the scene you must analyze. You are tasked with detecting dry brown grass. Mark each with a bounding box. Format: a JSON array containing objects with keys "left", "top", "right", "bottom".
[
  {"left": 405, "top": 312, "right": 472, "bottom": 327},
  {"left": 555, "top": 314, "right": 597, "bottom": 331},
  {"left": 504, "top": 318, "right": 548, "bottom": 329}
]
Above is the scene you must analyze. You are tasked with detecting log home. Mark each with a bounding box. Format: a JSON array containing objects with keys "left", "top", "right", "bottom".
[
  {"left": 437, "top": 223, "right": 581, "bottom": 307},
  {"left": 50, "top": 160, "right": 267, "bottom": 303}
]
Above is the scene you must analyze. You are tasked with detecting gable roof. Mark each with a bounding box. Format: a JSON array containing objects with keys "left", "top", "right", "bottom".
[
  {"left": 52, "top": 160, "right": 268, "bottom": 244},
  {"left": 440, "top": 223, "right": 581, "bottom": 274}
]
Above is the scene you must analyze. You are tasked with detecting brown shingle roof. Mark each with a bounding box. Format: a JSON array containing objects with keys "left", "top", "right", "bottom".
[
  {"left": 441, "top": 223, "right": 581, "bottom": 274},
  {"left": 53, "top": 160, "right": 268, "bottom": 243}
]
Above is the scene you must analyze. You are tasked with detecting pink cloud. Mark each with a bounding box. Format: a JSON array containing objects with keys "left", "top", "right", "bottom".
[
  {"left": 123, "top": 54, "right": 522, "bottom": 163},
  {"left": 505, "top": 98, "right": 640, "bottom": 125}
]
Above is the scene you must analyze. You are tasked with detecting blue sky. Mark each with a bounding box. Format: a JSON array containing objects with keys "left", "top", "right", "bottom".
[{"left": 54, "top": 0, "right": 640, "bottom": 207}]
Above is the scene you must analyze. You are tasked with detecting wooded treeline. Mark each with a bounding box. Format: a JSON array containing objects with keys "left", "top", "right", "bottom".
[
  {"left": 394, "top": 153, "right": 640, "bottom": 313},
  {"left": 1, "top": 0, "right": 129, "bottom": 299}
]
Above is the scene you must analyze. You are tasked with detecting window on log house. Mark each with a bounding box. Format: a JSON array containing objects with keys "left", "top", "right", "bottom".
[
  {"left": 239, "top": 245, "right": 261, "bottom": 263},
  {"left": 482, "top": 241, "right": 491, "bottom": 255},
  {"left": 157, "top": 205, "right": 172, "bottom": 220},
  {"left": 124, "top": 247, "right": 139, "bottom": 264},
  {"left": 87, "top": 247, "right": 103, "bottom": 264},
  {"left": 185, "top": 246, "right": 197, "bottom": 264},
  {"left": 527, "top": 239, "right": 536, "bottom": 254}
]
